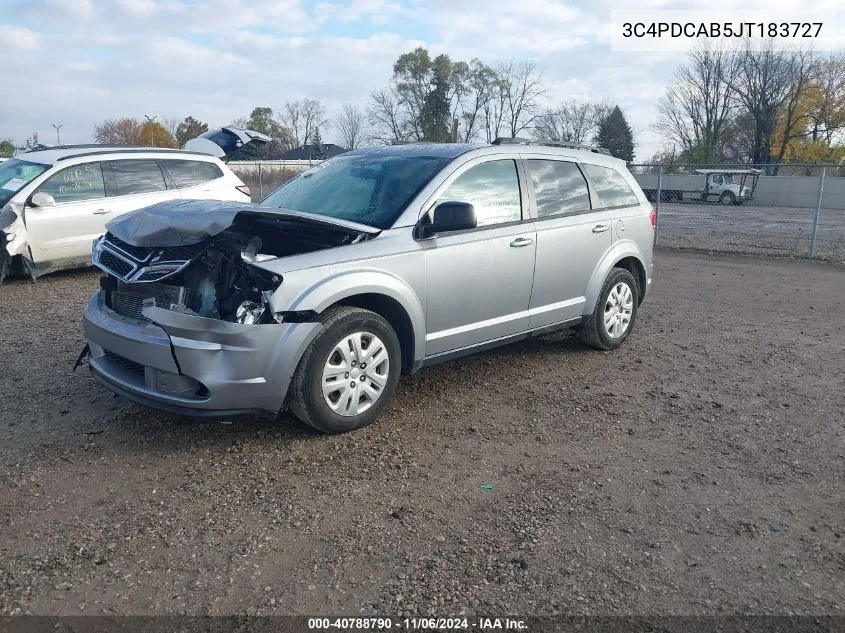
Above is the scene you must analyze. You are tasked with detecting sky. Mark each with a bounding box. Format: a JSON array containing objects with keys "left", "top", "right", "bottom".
[{"left": 1, "top": 0, "right": 841, "bottom": 160}]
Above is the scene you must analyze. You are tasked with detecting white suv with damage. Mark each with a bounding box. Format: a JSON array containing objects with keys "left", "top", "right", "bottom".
[{"left": 0, "top": 128, "right": 268, "bottom": 281}]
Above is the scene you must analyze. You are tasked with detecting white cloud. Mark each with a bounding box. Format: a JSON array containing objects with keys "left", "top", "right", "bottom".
[
  {"left": 64, "top": 61, "right": 98, "bottom": 72},
  {"left": 0, "top": 25, "right": 41, "bottom": 50},
  {"left": 46, "top": 0, "right": 96, "bottom": 19},
  {"left": 315, "top": 0, "right": 403, "bottom": 24},
  {"left": 146, "top": 36, "right": 250, "bottom": 69},
  {"left": 117, "top": 0, "right": 159, "bottom": 16}
]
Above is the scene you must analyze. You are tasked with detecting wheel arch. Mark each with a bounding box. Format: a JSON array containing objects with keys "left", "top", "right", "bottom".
[
  {"left": 329, "top": 293, "right": 417, "bottom": 373},
  {"left": 271, "top": 270, "right": 425, "bottom": 374},
  {"left": 614, "top": 256, "right": 647, "bottom": 305},
  {"left": 583, "top": 243, "right": 649, "bottom": 315}
]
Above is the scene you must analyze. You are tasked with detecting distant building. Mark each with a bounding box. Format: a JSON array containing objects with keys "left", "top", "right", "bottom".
[{"left": 280, "top": 144, "right": 347, "bottom": 160}]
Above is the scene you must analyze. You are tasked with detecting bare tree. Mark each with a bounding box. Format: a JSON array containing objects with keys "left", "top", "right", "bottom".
[
  {"left": 498, "top": 59, "right": 547, "bottom": 138},
  {"left": 654, "top": 43, "right": 740, "bottom": 161},
  {"left": 93, "top": 117, "right": 144, "bottom": 145},
  {"left": 368, "top": 87, "right": 410, "bottom": 144},
  {"left": 334, "top": 104, "right": 367, "bottom": 150},
  {"left": 161, "top": 117, "right": 181, "bottom": 139},
  {"left": 728, "top": 41, "right": 802, "bottom": 166},
  {"left": 482, "top": 75, "right": 508, "bottom": 142},
  {"left": 458, "top": 60, "right": 498, "bottom": 142},
  {"left": 533, "top": 100, "right": 600, "bottom": 144},
  {"left": 281, "top": 98, "right": 329, "bottom": 147}
]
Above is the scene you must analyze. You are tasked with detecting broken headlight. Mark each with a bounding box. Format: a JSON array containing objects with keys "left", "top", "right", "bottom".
[{"left": 234, "top": 300, "right": 266, "bottom": 325}]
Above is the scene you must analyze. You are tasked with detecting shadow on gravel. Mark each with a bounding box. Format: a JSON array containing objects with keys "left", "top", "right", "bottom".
[{"left": 0, "top": 264, "right": 101, "bottom": 287}]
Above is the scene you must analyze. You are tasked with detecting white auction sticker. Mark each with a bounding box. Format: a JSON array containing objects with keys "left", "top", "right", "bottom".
[{"left": 1, "top": 177, "right": 27, "bottom": 192}]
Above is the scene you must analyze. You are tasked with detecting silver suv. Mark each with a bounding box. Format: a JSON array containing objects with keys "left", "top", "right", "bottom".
[{"left": 82, "top": 140, "right": 656, "bottom": 433}]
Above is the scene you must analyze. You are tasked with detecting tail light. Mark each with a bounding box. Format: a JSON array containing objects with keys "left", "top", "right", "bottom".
[
  {"left": 236, "top": 185, "right": 251, "bottom": 197},
  {"left": 649, "top": 207, "right": 657, "bottom": 228}
]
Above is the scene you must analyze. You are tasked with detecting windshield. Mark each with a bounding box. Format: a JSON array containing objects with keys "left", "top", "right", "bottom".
[
  {"left": 0, "top": 159, "right": 49, "bottom": 206},
  {"left": 261, "top": 153, "right": 452, "bottom": 229}
]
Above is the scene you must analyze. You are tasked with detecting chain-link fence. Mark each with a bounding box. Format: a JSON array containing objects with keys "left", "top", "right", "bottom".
[
  {"left": 630, "top": 164, "right": 845, "bottom": 261},
  {"left": 227, "top": 160, "right": 316, "bottom": 202}
]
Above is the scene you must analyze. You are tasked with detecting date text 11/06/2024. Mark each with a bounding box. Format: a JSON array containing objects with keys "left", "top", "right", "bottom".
[{"left": 307, "top": 617, "right": 528, "bottom": 630}]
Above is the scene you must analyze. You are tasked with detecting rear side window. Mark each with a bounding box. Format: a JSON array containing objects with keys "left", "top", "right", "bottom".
[
  {"left": 103, "top": 160, "right": 167, "bottom": 197},
  {"left": 36, "top": 163, "right": 105, "bottom": 203},
  {"left": 162, "top": 160, "right": 223, "bottom": 188},
  {"left": 438, "top": 159, "right": 522, "bottom": 227},
  {"left": 526, "top": 160, "right": 590, "bottom": 217},
  {"left": 583, "top": 164, "right": 639, "bottom": 208}
]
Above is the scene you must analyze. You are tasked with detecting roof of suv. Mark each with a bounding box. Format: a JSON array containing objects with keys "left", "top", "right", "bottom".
[{"left": 16, "top": 145, "right": 213, "bottom": 166}]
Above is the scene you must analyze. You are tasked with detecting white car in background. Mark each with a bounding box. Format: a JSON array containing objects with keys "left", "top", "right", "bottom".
[{"left": 0, "top": 127, "right": 268, "bottom": 281}]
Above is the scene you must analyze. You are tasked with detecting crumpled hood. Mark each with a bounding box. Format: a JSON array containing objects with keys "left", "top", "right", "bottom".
[{"left": 105, "top": 199, "right": 380, "bottom": 247}]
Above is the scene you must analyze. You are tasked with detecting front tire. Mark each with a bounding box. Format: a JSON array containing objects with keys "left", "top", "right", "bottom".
[
  {"left": 287, "top": 306, "right": 401, "bottom": 433},
  {"left": 580, "top": 268, "right": 639, "bottom": 350}
]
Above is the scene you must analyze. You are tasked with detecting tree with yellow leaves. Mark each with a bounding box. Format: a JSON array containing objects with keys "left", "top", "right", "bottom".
[
  {"left": 772, "top": 53, "right": 845, "bottom": 165},
  {"left": 136, "top": 120, "right": 176, "bottom": 148}
]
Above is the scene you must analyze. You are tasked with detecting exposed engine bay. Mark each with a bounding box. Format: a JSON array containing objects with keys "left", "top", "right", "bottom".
[{"left": 93, "top": 201, "right": 378, "bottom": 324}]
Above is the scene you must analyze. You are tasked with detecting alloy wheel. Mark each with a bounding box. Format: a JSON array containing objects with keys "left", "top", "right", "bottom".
[{"left": 604, "top": 282, "right": 634, "bottom": 338}]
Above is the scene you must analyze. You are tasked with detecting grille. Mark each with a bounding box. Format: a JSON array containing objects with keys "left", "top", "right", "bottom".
[
  {"left": 98, "top": 250, "right": 134, "bottom": 278},
  {"left": 161, "top": 244, "right": 205, "bottom": 261},
  {"left": 103, "top": 350, "right": 145, "bottom": 376},
  {"left": 105, "top": 235, "right": 152, "bottom": 261},
  {"left": 109, "top": 282, "right": 190, "bottom": 321},
  {"left": 134, "top": 269, "right": 172, "bottom": 282}
]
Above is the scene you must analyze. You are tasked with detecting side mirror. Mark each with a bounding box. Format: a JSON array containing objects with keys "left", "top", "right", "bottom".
[
  {"left": 417, "top": 201, "right": 477, "bottom": 239},
  {"left": 31, "top": 192, "right": 56, "bottom": 207}
]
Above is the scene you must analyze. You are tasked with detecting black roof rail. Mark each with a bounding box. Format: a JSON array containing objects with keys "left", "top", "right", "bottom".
[
  {"left": 54, "top": 148, "right": 211, "bottom": 162},
  {"left": 491, "top": 137, "right": 612, "bottom": 156},
  {"left": 20, "top": 143, "right": 116, "bottom": 152},
  {"left": 21, "top": 143, "right": 186, "bottom": 153}
]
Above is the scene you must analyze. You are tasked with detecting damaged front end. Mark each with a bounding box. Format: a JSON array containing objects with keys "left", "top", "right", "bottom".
[
  {"left": 83, "top": 199, "right": 378, "bottom": 416},
  {"left": 0, "top": 204, "right": 29, "bottom": 283},
  {"left": 92, "top": 199, "right": 377, "bottom": 325}
]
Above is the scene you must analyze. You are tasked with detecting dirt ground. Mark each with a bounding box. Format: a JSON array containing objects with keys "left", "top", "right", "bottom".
[{"left": 0, "top": 249, "right": 843, "bottom": 617}]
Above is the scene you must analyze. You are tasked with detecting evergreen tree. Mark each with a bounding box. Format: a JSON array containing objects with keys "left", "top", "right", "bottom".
[
  {"left": 595, "top": 105, "right": 635, "bottom": 163},
  {"left": 174, "top": 116, "right": 209, "bottom": 148},
  {"left": 311, "top": 127, "right": 327, "bottom": 160},
  {"left": 420, "top": 73, "right": 452, "bottom": 142}
]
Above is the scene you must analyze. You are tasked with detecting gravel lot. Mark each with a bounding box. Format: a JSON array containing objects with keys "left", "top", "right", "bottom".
[
  {"left": 0, "top": 249, "right": 843, "bottom": 617},
  {"left": 656, "top": 202, "right": 845, "bottom": 261}
]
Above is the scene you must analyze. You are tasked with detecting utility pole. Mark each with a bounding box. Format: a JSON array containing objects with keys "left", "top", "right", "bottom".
[
  {"left": 51, "top": 124, "right": 63, "bottom": 145},
  {"left": 144, "top": 114, "right": 158, "bottom": 146}
]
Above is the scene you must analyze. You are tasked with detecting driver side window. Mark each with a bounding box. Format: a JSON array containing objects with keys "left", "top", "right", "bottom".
[
  {"left": 437, "top": 160, "right": 522, "bottom": 227},
  {"left": 36, "top": 163, "right": 105, "bottom": 204}
]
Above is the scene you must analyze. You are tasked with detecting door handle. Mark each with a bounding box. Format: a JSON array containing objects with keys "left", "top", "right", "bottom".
[
  {"left": 93, "top": 209, "right": 112, "bottom": 215},
  {"left": 592, "top": 224, "right": 609, "bottom": 233},
  {"left": 510, "top": 237, "right": 534, "bottom": 247}
]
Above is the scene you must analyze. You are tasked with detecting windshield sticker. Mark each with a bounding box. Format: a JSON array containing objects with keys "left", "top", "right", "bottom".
[{"left": 1, "top": 178, "right": 27, "bottom": 192}]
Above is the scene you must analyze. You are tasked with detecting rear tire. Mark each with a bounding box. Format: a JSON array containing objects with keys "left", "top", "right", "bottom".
[
  {"left": 720, "top": 192, "right": 735, "bottom": 206},
  {"left": 580, "top": 268, "right": 639, "bottom": 350},
  {"left": 287, "top": 306, "right": 401, "bottom": 434}
]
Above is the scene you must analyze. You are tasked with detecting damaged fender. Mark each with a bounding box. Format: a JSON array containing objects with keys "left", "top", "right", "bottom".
[
  {"left": 0, "top": 205, "right": 28, "bottom": 258},
  {"left": 0, "top": 206, "right": 29, "bottom": 283},
  {"left": 265, "top": 267, "right": 426, "bottom": 368}
]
